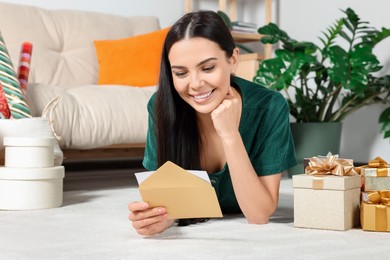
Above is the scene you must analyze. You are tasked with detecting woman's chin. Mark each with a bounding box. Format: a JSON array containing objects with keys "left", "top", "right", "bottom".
[{"left": 191, "top": 103, "right": 217, "bottom": 115}]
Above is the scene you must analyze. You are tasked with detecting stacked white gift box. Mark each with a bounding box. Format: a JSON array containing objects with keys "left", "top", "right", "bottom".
[{"left": 0, "top": 136, "right": 65, "bottom": 210}]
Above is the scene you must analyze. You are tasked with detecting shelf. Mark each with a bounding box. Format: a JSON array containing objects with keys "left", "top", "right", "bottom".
[
  {"left": 240, "top": 53, "right": 264, "bottom": 61},
  {"left": 231, "top": 31, "right": 262, "bottom": 43}
]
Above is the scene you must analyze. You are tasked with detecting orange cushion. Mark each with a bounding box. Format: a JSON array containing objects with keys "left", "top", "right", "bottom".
[{"left": 94, "top": 27, "right": 169, "bottom": 87}]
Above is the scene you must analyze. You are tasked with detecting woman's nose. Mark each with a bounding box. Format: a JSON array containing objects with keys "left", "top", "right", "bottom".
[{"left": 189, "top": 73, "right": 202, "bottom": 90}]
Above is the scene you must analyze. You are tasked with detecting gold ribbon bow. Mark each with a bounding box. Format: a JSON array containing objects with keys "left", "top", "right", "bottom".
[
  {"left": 358, "top": 156, "right": 390, "bottom": 177},
  {"left": 305, "top": 154, "right": 357, "bottom": 176},
  {"left": 365, "top": 191, "right": 390, "bottom": 206}
]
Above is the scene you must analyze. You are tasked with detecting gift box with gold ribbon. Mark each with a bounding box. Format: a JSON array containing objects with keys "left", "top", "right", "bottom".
[
  {"left": 361, "top": 191, "right": 390, "bottom": 232},
  {"left": 359, "top": 157, "right": 390, "bottom": 191},
  {"left": 293, "top": 154, "right": 361, "bottom": 231}
]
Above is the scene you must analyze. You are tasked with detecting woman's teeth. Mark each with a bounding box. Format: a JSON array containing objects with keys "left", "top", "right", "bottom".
[{"left": 193, "top": 90, "right": 212, "bottom": 100}]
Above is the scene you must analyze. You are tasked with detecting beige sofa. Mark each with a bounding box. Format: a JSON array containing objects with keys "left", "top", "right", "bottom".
[{"left": 0, "top": 2, "right": 160, "bottom": 160}]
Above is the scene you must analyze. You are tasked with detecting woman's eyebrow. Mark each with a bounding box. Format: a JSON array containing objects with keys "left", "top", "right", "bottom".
[
  {"left": 171, "top": 57, "right": 217, "bottom": 69},
  {"left": 197, "top": 57, "right": 217, "bottom": 67}
]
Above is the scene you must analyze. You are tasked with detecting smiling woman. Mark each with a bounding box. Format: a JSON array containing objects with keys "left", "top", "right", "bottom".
[{"left": 127, "top": 10, "right": 297, "bottom": 236}]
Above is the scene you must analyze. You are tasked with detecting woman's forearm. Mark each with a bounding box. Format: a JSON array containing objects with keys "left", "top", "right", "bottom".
[{"left": 221, "top": 131, "right": 280, "bottom": 223}]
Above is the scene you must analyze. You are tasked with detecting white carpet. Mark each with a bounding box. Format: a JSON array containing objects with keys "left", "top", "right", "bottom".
[{"left": 0, "top": 171, "right": 389, "bottom": 260}]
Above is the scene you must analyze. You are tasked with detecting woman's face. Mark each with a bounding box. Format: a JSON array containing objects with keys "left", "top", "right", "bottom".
[{"left": 168, "top": 37, "right": 238, "bottom": 115}]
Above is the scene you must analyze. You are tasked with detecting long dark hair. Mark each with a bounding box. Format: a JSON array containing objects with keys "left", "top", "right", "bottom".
[{"left": 156, "top": 10, "right": 236, "bottom": 170}]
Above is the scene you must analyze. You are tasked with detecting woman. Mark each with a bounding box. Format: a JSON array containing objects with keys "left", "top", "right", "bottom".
[{"left": 128, "top": 10, "right": 296, "bottom": 236}]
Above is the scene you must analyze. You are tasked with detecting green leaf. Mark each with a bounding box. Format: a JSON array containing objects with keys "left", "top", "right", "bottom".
[
  {"left": 291, "top": 42, "right": 318, "bottom": 54},
  {"left": 217, "top": 11, "right": 232, "bottom": 29},
  {"left": 275, "top": 49, "right": 293, "bottom": 62},
  {"left": 363, "top": 27, "right": 390, "bottom": 46},
  {"left": 339, "top": 29, "right": 352, "bottom": 43},
  {"left": 258, "top": 23, "right": 291, "bottom": 44},
  {"left": 344, "top": 8, "right": 360, "bottom": 27},
  {"left": 379, "top": 107, "right": 390, "bottom": 139},
  {"left": 318, "top": 37, "right": 327, "bottom": 47},
  {"left": 343, "top": 18, "right": 354, "bottom": 32},
  {"left": 254, "top": 58, "right": 285, "bottom": 89},
  {"left": 328, "top": 46, "right": 349, "bottom": 84},
  {"left": 379, "top": 107, "right": 390, "bottom": 123},
  {"left": 273, "top": 74, "right": 292, "bottom": 90},
  {"left": 260, "top": 35, "right": 279, "bottom": 45},
  {"left": 258, "top": 23, "right": 287, "bottom": 36},
  {"left": 350, "top": 44, "right": 382, "bottom": 75},
  {"left": 319, "top": 19, "right": 344, "bottom": 51}
]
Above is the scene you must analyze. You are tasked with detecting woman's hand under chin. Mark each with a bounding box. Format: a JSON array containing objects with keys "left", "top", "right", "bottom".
[
  {"left": 210, "top": 86, "right": 241, "bottom": 140},
  {"left": 128, "top": 201, "right": 175, "bottom": 236}
]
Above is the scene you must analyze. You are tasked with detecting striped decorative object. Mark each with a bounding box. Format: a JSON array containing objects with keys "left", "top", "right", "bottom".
[
  {"left": 0, "top": 32, "right": 32, "bottom": 118},
  {"left": 17, "top": 42, "right": 33, "bottom": 92}
]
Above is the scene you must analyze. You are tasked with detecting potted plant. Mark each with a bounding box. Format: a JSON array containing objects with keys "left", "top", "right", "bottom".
[{"left": 253, "top": 8, "right": 390, "bottom": 174}]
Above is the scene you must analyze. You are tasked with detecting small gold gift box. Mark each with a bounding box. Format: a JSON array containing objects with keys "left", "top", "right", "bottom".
[{"left": 361, "top": 191, "right": 390, "bottom": 232}]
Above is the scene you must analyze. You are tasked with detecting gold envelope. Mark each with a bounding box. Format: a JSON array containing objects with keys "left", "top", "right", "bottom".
[{"left": 137, "top": 161, "right": 223, "bottom": 219}]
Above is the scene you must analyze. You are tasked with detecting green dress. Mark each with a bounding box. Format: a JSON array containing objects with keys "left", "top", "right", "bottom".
[{"left": 142, "top": 76, "right": 297, "bottom": 213}]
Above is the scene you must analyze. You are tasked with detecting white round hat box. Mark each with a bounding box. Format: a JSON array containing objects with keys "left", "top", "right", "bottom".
[
  {"left": 0, "top": 166, "right": 65, "bottom": 210},
  {"left": 4, "top": 137, "right": 55, "bottom": 168}
]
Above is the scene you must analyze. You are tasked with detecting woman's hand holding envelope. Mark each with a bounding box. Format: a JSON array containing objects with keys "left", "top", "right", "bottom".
[{"left": 128, "top": 201, "right": 175, "bottom": 236}]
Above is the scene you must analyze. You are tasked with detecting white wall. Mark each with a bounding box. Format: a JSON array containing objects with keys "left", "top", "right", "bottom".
[
  {"left": 2, "top": 0, "right": 185, "bottom": 27},
  {"left": 3, "top": 0, "right": 390, "bottom": 162}
]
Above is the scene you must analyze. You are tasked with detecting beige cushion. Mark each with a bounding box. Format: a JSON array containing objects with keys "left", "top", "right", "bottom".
[{"left": 27, "top": 84, "right": 156, "bottom": 149}]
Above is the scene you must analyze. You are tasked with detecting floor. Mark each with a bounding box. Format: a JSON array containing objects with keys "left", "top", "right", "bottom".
[{"left": 1, "top": 159, "right": 390, "bottom": 259}]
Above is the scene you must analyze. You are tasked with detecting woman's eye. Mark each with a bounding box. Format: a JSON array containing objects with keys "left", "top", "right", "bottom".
[
  {"left": 203, "top": 66, "right": 215, "bottom": 72},
  {"left": 173, "top": 71, "right": 187, "bottom": 78}
]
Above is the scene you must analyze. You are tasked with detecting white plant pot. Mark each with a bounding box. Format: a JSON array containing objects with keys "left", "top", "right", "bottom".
[
  {"left": 0, "top": 166, "right": 65, "bottom": 210},
  {"left": 4, "top": 136, "right": 55, "bottom": 168}
]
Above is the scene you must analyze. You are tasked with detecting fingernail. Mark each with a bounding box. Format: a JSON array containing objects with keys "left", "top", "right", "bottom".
[
  {"left": 142, "top": 202, "right": 148, "bottom": 208},
  {"left": 157, "top": 208, "right": 166, "bottom": 213}
]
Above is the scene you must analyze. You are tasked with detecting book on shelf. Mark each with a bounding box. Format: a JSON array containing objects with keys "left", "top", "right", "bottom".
[
  {"left": 231, "top": 26, "right": 257, "bottom": 33},
  {"left": 231, "top": 21, "right": 258, "bottom": 34},
  {"left": 231, "top": 21, "right": 258, "bottom": 28}
]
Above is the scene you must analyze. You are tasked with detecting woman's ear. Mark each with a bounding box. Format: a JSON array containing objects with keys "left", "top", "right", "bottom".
[{"left": 230, "top": 47, "right": 240, "bottom": 74}]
